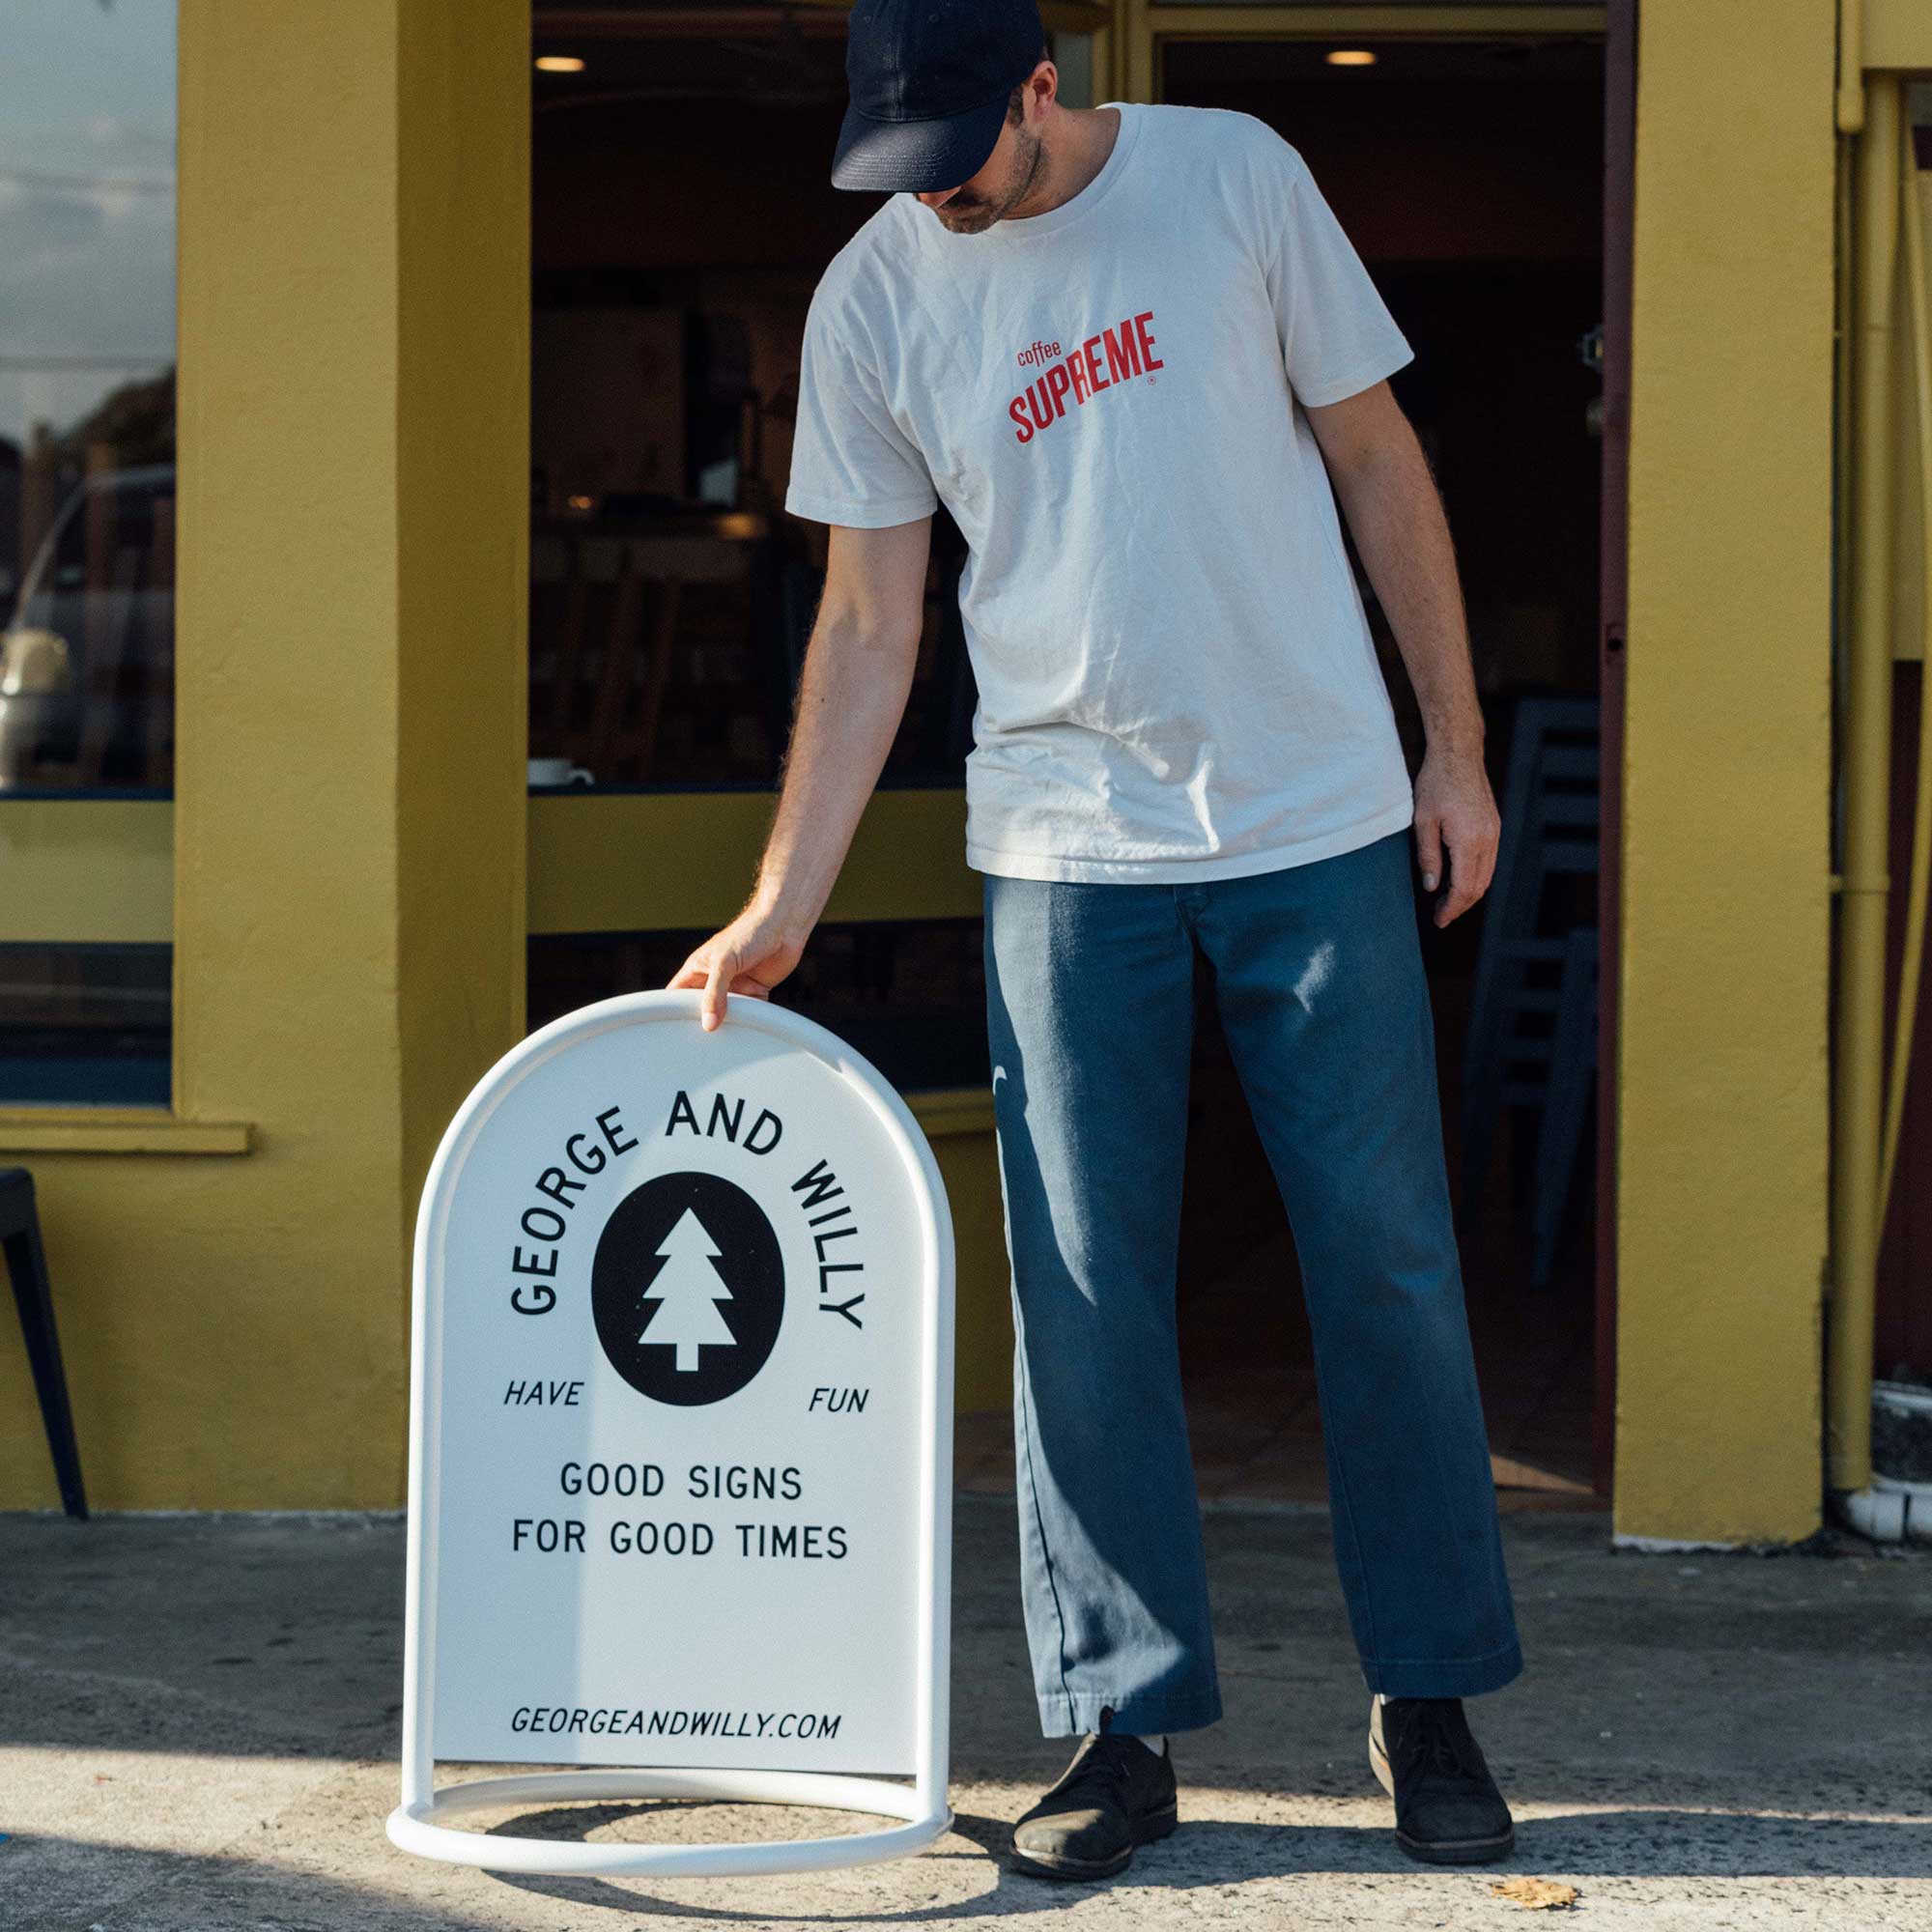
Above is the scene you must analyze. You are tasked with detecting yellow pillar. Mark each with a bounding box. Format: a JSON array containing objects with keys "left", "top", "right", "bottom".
[
  {"left": 0, "top": 0, "right": 526, "bottom": 1509},
  {"left": 172, "top": 0, "right": 527, "bottom": 1502},
  {"left": 1614, "top": 0, "right": 1834, "bottom": 1543},
  {"left": 392, "top": 2, "right": 532, "bottom": 1230}
]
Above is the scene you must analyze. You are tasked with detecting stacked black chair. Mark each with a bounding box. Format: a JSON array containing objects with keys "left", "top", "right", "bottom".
[
  {"left": 1532, "top": 925, "right": 1602, "bottom": 1287},
  {"left": 1459, "top": 696, "right": 1602, "bottom": 1287},
  {"left": 2, "top": 1168, "right": 88, "bottom": 1518}
]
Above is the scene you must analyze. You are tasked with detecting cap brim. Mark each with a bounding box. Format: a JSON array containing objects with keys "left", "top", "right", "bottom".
[{"left": 830, "top": 88, "right": 1010, "bottom": 194}]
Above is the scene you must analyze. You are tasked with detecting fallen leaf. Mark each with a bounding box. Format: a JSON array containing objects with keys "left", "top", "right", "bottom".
[{"left": 1490, "top": 1876, "right": 1579, "bottom": 1911}]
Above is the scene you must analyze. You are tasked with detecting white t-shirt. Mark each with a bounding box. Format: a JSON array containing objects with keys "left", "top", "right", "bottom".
[{"left": 784, "top": 100, "right": 1417, "bottom": 883}]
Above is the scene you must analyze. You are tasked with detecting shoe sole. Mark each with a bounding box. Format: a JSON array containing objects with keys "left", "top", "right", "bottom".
[
  {"left": 1369, "top": 1712, "right": 1516, "bottom": 1866},
  {"left": 1009, "top": 1800, "right": 1179, "bottom": 1882}
]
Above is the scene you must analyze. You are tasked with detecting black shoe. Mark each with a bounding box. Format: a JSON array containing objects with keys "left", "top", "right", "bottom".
[
  {"left": 1369, "top": 1693, "right": 1516, "bottom": 1865},
  {"left": 1010, "top": 1707, "right": 1179, "bottom": 1881}
]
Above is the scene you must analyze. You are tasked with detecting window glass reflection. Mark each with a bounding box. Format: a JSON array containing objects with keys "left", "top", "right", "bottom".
[
  {"left": 1, "top": 0, "right": 178, "bottom": 796},
  {"left": 0, "top": 942, "right": 170, "bottom": 1105},
  {"left": 529, "top": 922, "right": 991, "bottom": 1096},
  {"left": 0, "top": 0, "right": 176, "bottom": 1109},
  {"left": 526, "top": 4, "right": 976, "bottom": 794}
]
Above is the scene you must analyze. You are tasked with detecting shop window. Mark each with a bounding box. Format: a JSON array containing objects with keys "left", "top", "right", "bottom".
[
  {"left": 1, "top": 2, "right": 177, "bottom": 792},
  {"left": 529, "top": 921, "right": 990, "bottom": 1097},
  {"left": 527, "top": 514, "right": 975, "bottom": 789},
  {"left": 0, "top": 0, "right": 177, "bottom": 1104},
  {"left": 526, "top": 7, "right": 978, "bottom": 793},
  {"left": 525, "top": 6, "right": 989, "bottom": 1097},
  {"left": 0, "top": 943, "right": 170, "bottom": 1106}
]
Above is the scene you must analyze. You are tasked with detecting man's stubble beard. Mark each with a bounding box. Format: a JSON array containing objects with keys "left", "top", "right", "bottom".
[{"left": 936, "top": 127, "right": 1045, "bottom": 235}]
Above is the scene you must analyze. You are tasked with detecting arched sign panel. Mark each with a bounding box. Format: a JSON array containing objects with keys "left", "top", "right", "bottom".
[{"left": 388, "top": 991, "right": 955, "bottom": 1877}]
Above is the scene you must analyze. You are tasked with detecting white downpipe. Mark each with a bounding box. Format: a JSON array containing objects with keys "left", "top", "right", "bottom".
[
  {"left": 1836, "top": 1368, "right": 1932, "bottom": 1545},
  {"left": 1835, "top": 1478, "right": 1932, "bottom": 1545},
  {"left": 1838, "top": 1380, "right": 1932, "bottom": 1544},
  {"left": 1832, "top": 87, "right": 1932, "bottom": 1543}
]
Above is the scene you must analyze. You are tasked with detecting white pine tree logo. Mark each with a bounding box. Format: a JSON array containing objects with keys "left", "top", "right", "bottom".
[{"left": 640, "top": 1207, "right": 737, "bottom": 1372}]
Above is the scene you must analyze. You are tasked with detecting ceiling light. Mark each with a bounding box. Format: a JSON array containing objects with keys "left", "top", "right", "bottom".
[
  {"left": 535, "top": 55, "right": 586, "bottom": 74},
  {"left": 1325, "top": 49, "right": 1378, "bottom": 68}
]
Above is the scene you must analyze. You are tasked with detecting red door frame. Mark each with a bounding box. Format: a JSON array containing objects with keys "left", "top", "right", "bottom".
[{"left": 1594, "top": 0, "right": 1635, "bottom": 1498}]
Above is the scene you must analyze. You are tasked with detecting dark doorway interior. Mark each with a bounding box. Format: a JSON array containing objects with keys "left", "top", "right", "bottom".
[
  {"left": 525, "top": 7, "right": 1609, "bottom": 1508},
  {"left": 1158, "top": 34, "right": 1607, "bottom": 1510}
]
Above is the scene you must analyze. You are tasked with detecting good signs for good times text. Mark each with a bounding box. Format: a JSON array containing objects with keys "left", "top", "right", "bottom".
[{"left": 426, "top": 1023, "right": 925, "bottom": 1774}]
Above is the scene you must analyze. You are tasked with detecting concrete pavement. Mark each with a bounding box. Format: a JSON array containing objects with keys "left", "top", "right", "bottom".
[{"left": 1, "top": 1499, "right": 1927, "bottom": 1929}]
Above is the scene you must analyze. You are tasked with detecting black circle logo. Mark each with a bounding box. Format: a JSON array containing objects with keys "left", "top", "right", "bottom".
[{"left": 591, "top": 1171, "right": 784, "bottom": 1405}]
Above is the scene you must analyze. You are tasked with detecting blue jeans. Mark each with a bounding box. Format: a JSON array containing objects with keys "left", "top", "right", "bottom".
[{"left": 982, "top": 828, "right": 1522, "bottom": 1738}]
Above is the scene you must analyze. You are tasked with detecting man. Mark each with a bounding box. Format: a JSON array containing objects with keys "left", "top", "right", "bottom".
[{"left": 668, "top": 0, "right": 1522, "bottom": 1884}]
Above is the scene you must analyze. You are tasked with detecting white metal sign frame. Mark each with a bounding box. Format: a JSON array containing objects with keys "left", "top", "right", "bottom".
[{"left": 385, "top": 989, "right": 955, "bottom": 1876}]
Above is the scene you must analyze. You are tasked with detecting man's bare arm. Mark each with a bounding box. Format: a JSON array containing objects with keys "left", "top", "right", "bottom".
[
  {"left": 1304, "top": 380, "right": 1498, "bottom": 926},
  {"left": 668, "top": 515, "right": 933, "bottom": 1027}
]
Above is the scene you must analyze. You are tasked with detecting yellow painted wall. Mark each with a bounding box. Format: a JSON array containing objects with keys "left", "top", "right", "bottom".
[
  {"left": 0, "top": 0, "right": 529, "bottom": 1509},
  {"left": 393, "top": 0, "right": 533, "bottom": 1309},
  {"left": 527, "top": 789, "right": 980, "bottom": 933},
  {"left": 0, "top": 802, "right": 172, "bottom": 944},
  {"left": 1613, "top": 0, "right": 1834, "bottom": 1543},
  {"left": 0, "top": 788, "right": 983, "bottom": 946}
]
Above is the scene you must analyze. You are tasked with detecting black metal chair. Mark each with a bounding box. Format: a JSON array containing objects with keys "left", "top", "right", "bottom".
[{"left": 2, "top": 1168, "right": 88, "bottom": 1518}]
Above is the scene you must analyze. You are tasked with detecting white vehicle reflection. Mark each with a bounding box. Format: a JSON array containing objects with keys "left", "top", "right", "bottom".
[{"left": 0, "top": 462, "right": 175, "bottom": 791}]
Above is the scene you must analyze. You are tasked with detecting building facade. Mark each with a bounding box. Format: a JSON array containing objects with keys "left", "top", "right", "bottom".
[{"left": 1, "top": 1, "right": 1923, "bottom": 1548}]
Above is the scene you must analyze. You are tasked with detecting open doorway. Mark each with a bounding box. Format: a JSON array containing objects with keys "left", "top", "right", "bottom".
[
  {"left": 1154, "top": 28, "right": 1611, "bottom": 1510},
  {"left": 521, "top": 5, "right": 1617, "bottom": 1511}
]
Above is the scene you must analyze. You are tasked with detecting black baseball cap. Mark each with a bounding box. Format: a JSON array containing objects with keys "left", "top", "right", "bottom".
[{"left": 831, "top": 0, "right": 1048, "bottom": 194}]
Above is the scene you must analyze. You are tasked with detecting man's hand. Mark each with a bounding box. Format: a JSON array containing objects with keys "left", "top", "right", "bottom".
[
  {"left": 664, "top": 517, "right": 932, "bottom": 1034},
  {"left": 1411, "top": 744, "right": 1499, "bottom": 927},
  {"left": 1306, "top": 386, "right": 1497, "bottom": 929},
  {"left": 667, "top": 901, "right": 809, "bottom": 1032}
]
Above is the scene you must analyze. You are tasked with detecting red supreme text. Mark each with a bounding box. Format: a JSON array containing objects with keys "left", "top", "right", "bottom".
[{"left": 1008, "top": 310, "right": 1162, "bottom": 444}]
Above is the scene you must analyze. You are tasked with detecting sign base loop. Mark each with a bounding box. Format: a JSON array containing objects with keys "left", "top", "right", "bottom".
[{"left": 386, "top": 1768, "right": 952, "bottom": 1877}]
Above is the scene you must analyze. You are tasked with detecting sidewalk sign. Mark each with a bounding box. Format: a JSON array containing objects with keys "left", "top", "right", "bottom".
[{"left": 385, "top": 989, "right": 955, "bottom": 1876}]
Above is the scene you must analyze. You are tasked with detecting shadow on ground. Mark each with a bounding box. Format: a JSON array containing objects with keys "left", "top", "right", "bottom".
[
  {"left": 485, "top": 1801, "right": 1932, "bottom": 1918},
  {"left": 1, "top": 1500, "right": 1926, "bottom": 1928}
]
